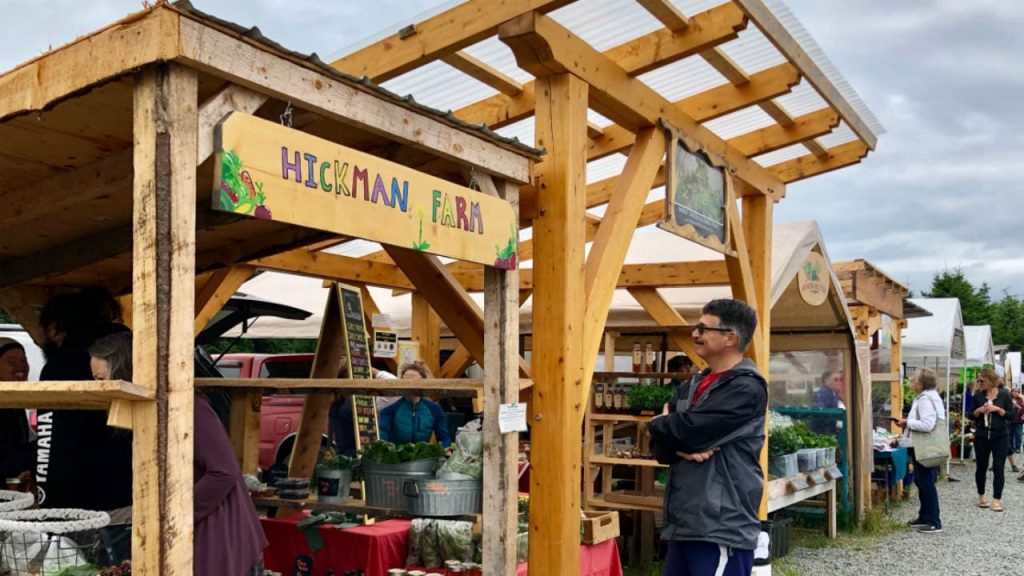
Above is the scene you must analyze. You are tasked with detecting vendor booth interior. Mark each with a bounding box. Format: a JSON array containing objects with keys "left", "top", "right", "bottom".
[{"left": 0, "top": 0, "right": 883, "bottom": 574}]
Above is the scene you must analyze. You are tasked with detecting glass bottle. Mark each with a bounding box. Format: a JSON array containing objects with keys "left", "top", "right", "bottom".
[
  {"left": 632, "top": 343, "right": 642, "bottom": 372},
  {"left": 595, "top": 381, "right": 604, "bottom": 410}
]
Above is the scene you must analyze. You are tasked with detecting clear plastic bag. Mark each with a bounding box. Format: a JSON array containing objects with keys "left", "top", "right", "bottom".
[{"left": 438, "top": 420, "right": 483, "bottom": 479}]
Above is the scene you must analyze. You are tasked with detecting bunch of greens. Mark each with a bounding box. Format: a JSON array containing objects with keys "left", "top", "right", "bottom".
[
  {"left": 360, "top": 440, "right": 446, "bottom": 464},
  {"left": 317, "top": 447, "right": 357, "bottom": 470},
  {"left": 626, "top": 385, "right": 675, "bottom": 411},
  {"left": 769, "top": 420, "right": 838, "bottom": 456}
]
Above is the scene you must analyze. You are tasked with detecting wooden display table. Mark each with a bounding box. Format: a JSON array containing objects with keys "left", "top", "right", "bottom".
[{"left": 766, "top": 467, "right": 841, "bottom": 539}]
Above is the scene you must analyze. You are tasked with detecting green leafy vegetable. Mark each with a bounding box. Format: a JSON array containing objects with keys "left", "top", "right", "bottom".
[{"left": 360, "top": 440, "right": 445, "bottom": 464}]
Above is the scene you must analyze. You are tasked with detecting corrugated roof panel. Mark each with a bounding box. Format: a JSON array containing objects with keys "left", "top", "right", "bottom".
[
  {"left": 753, "top": 143, "right": 809, "bottom": 167},
  {"left": 549, "top": 0, "right": 664, "bottom": 52},
  {"left": 702, "top": 106, "right": 778, "bottom": 141},
  {"left": 495, "top": 116, "right": 535, "bottom": 146},
  {"left": 381, "top": 59, "right": 496, "bottom": 113},
  {"left": 638, "top": 56, "right": 727, "bottom": 102},
  {"left": 461, "top": 36, "right": 535, "bottom": 84},
  {"left": 772, "top": 81, "right": 828, "bottom": 118},
  {"left": 587, "top": 153, "right": 628, "bottom": 183},
  {"left": 673, "top": 0, "right": 732, "bottom": 14},
  {"left": 715, "top": 24, "right": 787, "bottom": 75},
  {"left": 817, "top": 122, "right": 858, "bottom": 148}
]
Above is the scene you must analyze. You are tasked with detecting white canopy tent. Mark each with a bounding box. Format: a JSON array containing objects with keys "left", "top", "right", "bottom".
[
  {"left": 963, "top": 325, "right": 995, "bottom": 368},
  {"left": 903, "top": 298, "right": 967, "bottom": 465},
  {"left": 1008, "top": 352, "right": 1021, "bottom": 388}
]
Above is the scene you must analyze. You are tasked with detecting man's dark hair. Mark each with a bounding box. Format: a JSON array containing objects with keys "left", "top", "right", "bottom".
[
  {"left": 39, "top": 287, "right": 122, "bottom": 336},
  {"left": 702, "top": 299, "right": 758, "bottom": 352},
  {"left": 667, "top": 354, "right": 693, "bottom": 373}
]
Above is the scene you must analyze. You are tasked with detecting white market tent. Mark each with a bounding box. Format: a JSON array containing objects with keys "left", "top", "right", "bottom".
[
  {"left": 963, "top": 325, "right": 995, "bottom": 367},
  {"left": 1009, "top": 352, "right": 1021, "bottom": 387}
]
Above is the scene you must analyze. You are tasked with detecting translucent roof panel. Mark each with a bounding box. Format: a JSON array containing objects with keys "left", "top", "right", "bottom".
[
  {"left": 753, "top": 143, "right": 810, "bottom": 167},
  {"left": 715, "top": 24, "right": 788, "bottom": 74},
  {"left": 638, "top": 57, "right": 728, "bottom": 103},
  {"left": 703, "top": 106, "right": 779, "bottom": 141},
  {"left": 461, "top": 36, "right": 535, "bottom": 85},
  {"left": 381, "top": 59, "right": 497, "bottom": 112},
  {"left": 773, "top": 80, "right": 829, "bottom": 118},
  {"left": 548, "top": 0, "right": 665, "bottom": 52},
  {"left": 816, "top": 122, "right": 858, "bottom": 148}
]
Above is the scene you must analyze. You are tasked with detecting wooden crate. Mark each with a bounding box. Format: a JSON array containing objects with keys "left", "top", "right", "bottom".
[{"left": 581, "top": 510, "right": 620, "bottom": 545}]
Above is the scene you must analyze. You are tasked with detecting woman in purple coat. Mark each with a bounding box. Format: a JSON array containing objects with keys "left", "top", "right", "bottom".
[{"left": 90, "top": 334, "right": 267, "bottom": 574}]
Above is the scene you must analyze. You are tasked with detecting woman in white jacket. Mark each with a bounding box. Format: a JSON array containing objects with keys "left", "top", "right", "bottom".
[{"left": 897, "top": 368, "right": 945, "bottom": 533}]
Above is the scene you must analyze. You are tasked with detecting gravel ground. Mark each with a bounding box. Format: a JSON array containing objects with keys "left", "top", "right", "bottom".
[{"left": 779, "top": 462, "right": 1024, "bottom": 576}]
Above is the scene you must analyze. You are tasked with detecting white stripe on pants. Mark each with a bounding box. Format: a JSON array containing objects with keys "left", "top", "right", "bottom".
[{"left": 714, "top": 544, "right": 728, "bottom": 576}]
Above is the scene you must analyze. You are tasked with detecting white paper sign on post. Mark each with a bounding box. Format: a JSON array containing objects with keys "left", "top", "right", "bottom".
[
  {"left": 498, "top": 403, "right": 528, "bottom": 434},
  {"left": 372, "top": 314, "right": 392, "bottom": 329},
  {"left": 373, "top": 330, "right": 398, "bottom": 359}
]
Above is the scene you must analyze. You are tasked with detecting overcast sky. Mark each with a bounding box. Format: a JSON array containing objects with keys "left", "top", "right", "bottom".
[{"left": 2, "top": 0, "right": 1020, "bottom": 298}]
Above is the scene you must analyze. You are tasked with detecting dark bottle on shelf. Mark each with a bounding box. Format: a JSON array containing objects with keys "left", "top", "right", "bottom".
[{"left": 595, "top": 381, "right": 605, "bottom": 410}]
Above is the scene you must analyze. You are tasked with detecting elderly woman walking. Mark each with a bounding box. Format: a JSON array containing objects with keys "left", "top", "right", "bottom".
[
  {"left": 897, "top": 368, "right": 945, "bottom": 533},
  {"left": 972, "top": 368, "right": 1015, "bottom": 512}
]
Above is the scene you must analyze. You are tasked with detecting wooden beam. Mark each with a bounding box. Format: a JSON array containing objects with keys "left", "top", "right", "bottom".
[
  {"left": 627, "top": 287, "right": 708, "bottom": 370},
  {"left": 586, "top": 122, "right": 605, "bottom": 140},
  {"left": 722, "top": 176, "right": 765, "bottom": 364},
  {"left": 330, "top": 0, "right": 572, "bottom": 83},
  {"left": 196, "top": 83, "right": 268, "bottom": 163},
  {"left": 500, "top": 12, "right": 786, "bottom": 198},
  {"left": 581, "top": 128, "right": 665, "bottom": 410},
  {"left": 197, "top": 377, "right": 493, "bottom": 397},
  {"left": 385, "top": 247, "right": 487, "bottom": 368},
  {"left": 742, "top": 193, "right": 772, "bottom": 519},
  {"left": 0, "top": 8, "right": 179, "bottom": 121},
  {"left": 289, "top": 287, "right": 346, "bottom": 479},
  {"left": 803, "top": 139, "right": 831, "bottom": 158},
  {"left": 130, "top": 63, "right": 197, "bottom": 576},
  {"left": 249, "top": 249, "right": 414, "bottom": 290},
  {"left": 440, "top": 345, "right": 475, "bottom": 378},
  {"left": 177, "top": 16, "right": 533, "bottom": 184},
  {"left": 728, "top": 108, "right": 839, "bottom": 157},
  {"left": 732, "top": 0, "right": 877, "bottom": 149},
  {"left": 676, "top": 62, "right": 800, "bottom": 123},
  {"left": 411, "top": 292, "right": 442, "bottom": 375},
  {"left": 451, "top": 260, "right": 731, "bottom": 292},
  {"left": 482, "top": 178, "right": 521, "bottom": 576},
  {"left": 442, "top": 51, "right": 524, "bottom": 96},
  {"left": 700, "top": 47, "right": 750, "bottom": 84},
  {"left": 637, "top": 0, "right": 689, "bottom": 31},
  {"left": 769, "top": 141, "right": 869, "bottom": 183},
  {"left": 528, "top": 72, "right": 587, "bottom": 576},
  {"left": 194, "top": 265, "right": 254, "bottom": 336},
  {"left": 455, "top": 2, "right": 747, "bottom": 127},
  {"left": 759, "top": 100, "right": 796, "bottom": 126}
]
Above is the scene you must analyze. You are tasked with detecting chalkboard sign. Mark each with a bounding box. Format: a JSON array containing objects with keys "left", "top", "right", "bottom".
[
  {"left": 352, "top": 395, "right": 379, "bottom": 448},
  {"left": 339, "top": 284, "right": 371, "bottom": 379}
]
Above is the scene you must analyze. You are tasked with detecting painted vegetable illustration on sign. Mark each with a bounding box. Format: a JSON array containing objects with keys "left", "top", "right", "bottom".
[
  {"left": 412, "top": 207, "right": 431, "bottom": 251},
  {"left": 219, "top": 150, "right": 272, "bottom": 219},
  {"left": 493, "top": 224, "right": 517, "bottom": 269}
]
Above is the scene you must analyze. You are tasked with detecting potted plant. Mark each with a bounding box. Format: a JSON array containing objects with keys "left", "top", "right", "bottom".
[
  {"left": 316, "top": 447, "right": 357, "bottom": 504},
  {"left": 626, "top": 384, "right": 674, "bottom": 416}
]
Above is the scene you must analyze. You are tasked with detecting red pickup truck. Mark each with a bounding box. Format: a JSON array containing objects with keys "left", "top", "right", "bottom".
[{"left": 214, "top": 353, "right": 319, "bottom": 472}]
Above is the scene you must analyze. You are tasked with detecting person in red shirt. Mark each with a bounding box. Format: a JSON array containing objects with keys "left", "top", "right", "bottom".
[{"left": 649, "top": 299, "right": 767, "bottom": 576}]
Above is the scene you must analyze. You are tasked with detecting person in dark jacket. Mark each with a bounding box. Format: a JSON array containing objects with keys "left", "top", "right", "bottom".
[
  {"left": 649, "top": 299, "right": 767, "bottom": 576},
  {"left": 35, "top": 288, "right": 132, "bottom": 510},
  {"left": 972, "top": 368, "right": 1015, "bottom": 512},
  {"left": 378, "top": 361, "right": 451, "bottom": 447},
  {"left": 0, "top": 338, "right": 34, "bottom": 482}
]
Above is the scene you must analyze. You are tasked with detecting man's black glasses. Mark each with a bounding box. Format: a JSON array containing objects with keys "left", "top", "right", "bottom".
[{"left": 694, "top": 323, "right": 733, "bottom": 335}]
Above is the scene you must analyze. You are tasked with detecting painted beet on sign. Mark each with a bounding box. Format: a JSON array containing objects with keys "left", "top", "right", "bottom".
[{"left": 219, "top": 150, "right": 273, "bottom": 219}]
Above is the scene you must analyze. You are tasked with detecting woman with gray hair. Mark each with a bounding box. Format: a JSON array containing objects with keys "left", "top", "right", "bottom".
[{"left": 897, "top": 368, "right": 945, "bottom": 533}]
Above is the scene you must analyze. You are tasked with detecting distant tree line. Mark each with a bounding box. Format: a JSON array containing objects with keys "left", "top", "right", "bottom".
[{"left": 921, "top": 269, "right": 1024, "bottom": 352}]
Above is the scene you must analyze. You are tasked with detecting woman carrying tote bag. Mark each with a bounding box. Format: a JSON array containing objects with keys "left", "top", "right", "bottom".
[{"left": 897, "top": 368, "right": 946, "bottom": 533}]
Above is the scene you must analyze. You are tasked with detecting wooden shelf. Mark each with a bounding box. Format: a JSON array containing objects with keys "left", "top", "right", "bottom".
[
  {"left": 590, "top": 413, "right": 658, "bottom": 422},
  {"left": 588, "top": 493, "right": 663, "bottom": 512},
  {"left": 195, "top": 377, "right": 520, "bottom": 398},
  {"left": 0, "top": 380, "right": 155, "bottom": 409},
  {"left": 590, "top": 455, "right": 664, "bottom": 468},
  {"left": 592, "top": 372, "right": 688, "bottom": 379}
]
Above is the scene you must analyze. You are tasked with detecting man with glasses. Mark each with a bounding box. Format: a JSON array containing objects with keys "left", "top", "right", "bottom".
[{"left": 650, "top": 299, "right": 767, "bottom": 576}]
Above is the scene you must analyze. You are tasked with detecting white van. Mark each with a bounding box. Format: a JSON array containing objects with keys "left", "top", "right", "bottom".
[{"left": 0, "top": 324, "right": 44, "bottom": 380}]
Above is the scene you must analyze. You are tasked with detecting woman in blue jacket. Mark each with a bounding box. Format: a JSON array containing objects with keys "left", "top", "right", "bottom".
[{"left": 378, "top": 361, "right": 451, "bottom": 447}]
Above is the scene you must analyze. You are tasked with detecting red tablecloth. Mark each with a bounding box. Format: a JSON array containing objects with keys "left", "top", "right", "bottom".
[{"left": 262, "top": 516, "right": 622, "bottom": 576}]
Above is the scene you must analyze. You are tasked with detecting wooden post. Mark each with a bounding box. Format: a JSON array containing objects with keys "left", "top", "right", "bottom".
[
  {"left": 131, "top": 63, "right": 197, "bottom": 576},
  {"left": 482, "top": 178, "right": 521, "bottom": 576},
  {"left": 529, "top": 72, "right": 588, "bottom": 576},
  {"left": 411, "top": 292, "right": 442, "bottom": 375},
  {"left": 230, "top": 393, "right": 263, "bottom": 475},
  {"left": 742, "top": 194, "right": 773, "bottom": 519},
  {"left": 891, "top": 318, "right": 906, "bottom": 424}
]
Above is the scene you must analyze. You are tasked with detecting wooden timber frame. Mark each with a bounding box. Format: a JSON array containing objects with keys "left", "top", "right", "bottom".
[
  {"left": 0, "top": 4, "right": 536, "bottom": 575},
  {"left": 835, "top": 259, "right": 911, "bottom": 517},
  {"left": 328, "top": 2, "right": 882, "bottom": 573}
]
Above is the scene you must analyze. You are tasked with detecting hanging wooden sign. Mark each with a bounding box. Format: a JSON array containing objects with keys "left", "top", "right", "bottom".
[
  {"left": 797, "top": 251, "right": 830, "bottom": 306},
  {"left": 657, "top": 120, "right": 734, "bottom": 256},
  {"left": 213, "top": 112, "right": 519, "bottom": 269}
]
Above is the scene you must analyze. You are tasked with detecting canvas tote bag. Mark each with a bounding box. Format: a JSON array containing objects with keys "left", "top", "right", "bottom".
[{"left": 911, "top": 393, "right": 949, "bottom": 468}]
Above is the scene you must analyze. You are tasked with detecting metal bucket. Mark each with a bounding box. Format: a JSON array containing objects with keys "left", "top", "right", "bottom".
[
  {"left": 363, "top": 459, "right": 440, "bottom": 510},
  {"left": 403, "top": 478, "right": 482, "bottom": 517}
]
